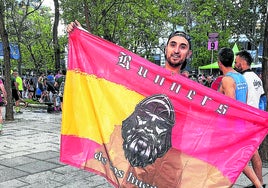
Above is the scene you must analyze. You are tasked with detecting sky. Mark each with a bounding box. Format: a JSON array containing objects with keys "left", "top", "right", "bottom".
[
  {"left": 42, "top": 0, "right": 65, "bottom": 35},
  {"left": 42, "top": 0, "right": 54, "bottom": 11}
]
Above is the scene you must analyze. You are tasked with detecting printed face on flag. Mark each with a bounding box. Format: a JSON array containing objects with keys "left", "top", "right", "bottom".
[
  {"left": 122, "top": 94, "right": 175, "bottom": 168},
  {"left": 60, "top": 28, "right": 268, "bottom": 188}
]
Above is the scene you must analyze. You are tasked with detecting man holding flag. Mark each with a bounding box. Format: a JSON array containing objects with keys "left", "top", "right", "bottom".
[{"left": 62, "top": 21, "right": 268, "bottom": 187}]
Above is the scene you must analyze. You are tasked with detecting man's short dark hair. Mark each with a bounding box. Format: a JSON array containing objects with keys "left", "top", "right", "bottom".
[
  {"left": 167, "top": 31, "right": 191, "bottom": 50},
  {"left": 218, "top": 47, "right": 234, "bottom": 67},
  {"left": 236, "top": 50, "right": 253, "bottom": 66}
]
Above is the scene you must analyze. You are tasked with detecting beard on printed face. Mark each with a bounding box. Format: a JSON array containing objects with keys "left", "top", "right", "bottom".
[{"left": 121, "top": 94, "right": 175, "bottom": 168}]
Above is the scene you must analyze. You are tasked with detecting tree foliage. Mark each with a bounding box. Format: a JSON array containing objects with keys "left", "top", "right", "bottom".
[
  {"left": 19, "top": 7, "right": 55, "bottom": 71},
  {"left": 59, "top": 0, "right": 266, "bottom": 69},
  {"left": 5, "top": 0, "right": 44, "bottom": 74},
  {"left": 4, "top": 0, "right": 66, "bottom": 74},
  {"left": 0, "top": 0, "right": 265, "bottom": 73},
  {"left": 60, "top": 0, "right": 185, "bottom": 60}
]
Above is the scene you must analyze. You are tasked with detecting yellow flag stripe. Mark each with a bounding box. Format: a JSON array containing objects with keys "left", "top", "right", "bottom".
[{"left": 61, "top": 70, "right": 144, "bottom": 144}]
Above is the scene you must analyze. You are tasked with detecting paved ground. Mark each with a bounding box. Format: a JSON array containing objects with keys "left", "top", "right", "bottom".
[{"left": 0, "top": 107, "right": 267, "bottom": 188}]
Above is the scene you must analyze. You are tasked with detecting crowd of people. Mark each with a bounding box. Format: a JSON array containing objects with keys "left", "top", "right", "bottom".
[
  {"left": 0, "top": 67, "right": 66, "bottom": 134},
  {"left": 186, "top": 71, "right": 220, "bottom": 88},
  {"left": 6, "top": 69, "right": 66, "bottom": 113}
]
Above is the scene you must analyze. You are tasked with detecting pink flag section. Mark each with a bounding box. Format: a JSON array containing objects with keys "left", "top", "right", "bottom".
[{"left": 61, "top": 28, "right": 268, "bottom": 187}]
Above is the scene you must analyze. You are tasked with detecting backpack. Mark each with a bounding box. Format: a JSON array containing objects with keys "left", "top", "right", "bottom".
[
  {"left": 58, "top": 76, "right": 65, "bottom": 97},
  {"left": 259, "top": 94, "right": 267, "bottom": 111}
]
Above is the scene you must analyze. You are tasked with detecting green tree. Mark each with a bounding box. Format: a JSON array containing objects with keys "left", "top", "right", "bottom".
[
  {"left": 230, "top": 0, "right": 266, "bottom": 53},
  {"left": 19, "top": 7, "right": 55, "bottom": 72},
  {"left": 60, "top": 0, "right": 184, "bottom": 60},
  {"left": 5, "top": 1, "right": 66, "bottom": 73},
  {"left": 182, "top": 0, "right": 234, "bottom": 69},
  {"left": 5, "top": 0, "right": 43, "bottom": 75},
  {"left": 53, "top": 0, "right": 61, "bottom": 70}
]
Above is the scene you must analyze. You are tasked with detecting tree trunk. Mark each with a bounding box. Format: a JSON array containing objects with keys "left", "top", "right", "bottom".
[
  {"left": 83, "top": 0, "right": 91, "bottom": 32},
  {"left": 0, "top": 2, "right": 14, "bottom": 121},
  {"left": 17, "top": 43, "right": 22, "bottom": 75},
  {"left": 53, "top": 0, "right": 60, "bottom": 70},
  {"left": 259, "top": 7, "right": 268, "bottom": 162}
]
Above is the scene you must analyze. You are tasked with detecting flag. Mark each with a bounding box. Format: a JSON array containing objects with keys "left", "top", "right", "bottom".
[
  {"left": 0, "top": 42, "right": 20, "bottom": 60},
  {"left": 60, "top": 28, "right": 268, "bottom": 188}
]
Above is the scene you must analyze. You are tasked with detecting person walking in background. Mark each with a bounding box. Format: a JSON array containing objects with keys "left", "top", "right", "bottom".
[
  {"left": 46, "top": 71, "right": 57, "bottom": 103},
  {"left": 257, "top": 72, "right": 267, "bottom": 111},
  {"left": 46, "top": 71, "right": 55, "bottom": 86},
  {"left": 0, "top": 77, "right": 7, "bottom": 134},
  {"left": 217, "top": 47, "right": 248, "bottom": 103},
  {"left": 54, "top": 69, "right": 62, "bottom": 81},
  {"left": 46, "top": 71, "right": 56, "bottom": 94},
  {"left": 54, "top": 69, "right": 66, "bottom": 110},
  {"left": 37, "top": 72, "right": 48, "bottom": 103},
  {"left": 22, "top": 76, "right": 28, "bottom": 98},
  {"left": 204, "top": 75, "right": 213, "bottom": 87},
  {"left": 218, "top": 48, "right": 263, "bottom": 188},
  {"left": 234, "top": 50, "right": 266, "bottom": 188},
  {"left": 30, "top": 73, "right": 38, "bottom": 100},
  {"left": 11, "top": 71, "right": 23, "bottom": 113},
  {"left": 15, "top": 71, "right": 24, "bottom": 97},
  {"left": 181, "top": 70, "right": 190, "bottom": 78},
  {"left": 14, "top": 71, "right": 28, "bottom": 107},
  {"left": 27, "top": 76, "right": 35, "bottom": 99},
  {"left": 211, "top": 72, "right": 223, "bottom": 91},
  {"left": 37, "top": 72, "right": 45, "bottom": 93}
]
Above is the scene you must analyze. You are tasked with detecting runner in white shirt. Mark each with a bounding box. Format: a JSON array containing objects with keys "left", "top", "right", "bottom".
[{"left": 242, "top": 69, "right": 264, "bottom": 108}]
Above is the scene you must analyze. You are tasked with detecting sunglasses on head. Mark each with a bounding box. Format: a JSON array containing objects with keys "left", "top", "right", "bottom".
[
  {"left": 168, "top": 31, "right": 191, "bottom": 42},
  {"left": 167, "top": 31, "right": 192, "bottom": 49}
]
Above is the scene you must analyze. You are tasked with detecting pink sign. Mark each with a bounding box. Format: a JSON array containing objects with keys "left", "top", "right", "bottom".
[{"left": 208, "top": 40, "right": 218, "bottom": 50}]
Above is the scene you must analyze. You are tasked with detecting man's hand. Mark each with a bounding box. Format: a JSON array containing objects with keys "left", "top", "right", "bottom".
[{"left": 66, "top": 20, "right": 81, "bottom": 33}]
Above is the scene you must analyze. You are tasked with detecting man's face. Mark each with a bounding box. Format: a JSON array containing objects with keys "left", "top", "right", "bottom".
[
  {"left": 165, "top": 36, "right": 192, "bottom": 68},
  {"left": 234, "top": 56, "right": 244, "bottom": 72}
]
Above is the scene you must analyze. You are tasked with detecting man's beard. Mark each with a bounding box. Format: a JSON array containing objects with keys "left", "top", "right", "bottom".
[
  {"left": 122, "top": 116, "right": 172, "bottom": 168},
  {"left": 167, "top": 60, "right": 182, "bottom": 67},
  {"left": 234, "top": 66, "right": 242, "bottom": 73},
  {"left": 165, "top": 55, "right": 187, "bottom": 70},
  {"left": 166, "top": 56, "right": 183, "bottom": 68}
]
